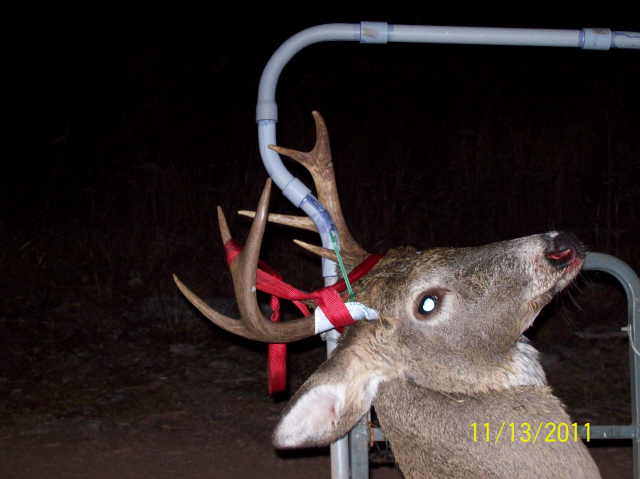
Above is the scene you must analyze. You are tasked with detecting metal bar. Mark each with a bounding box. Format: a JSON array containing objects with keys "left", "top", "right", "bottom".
[
  {"left": 371, "top": 426, "right": 385, "bottom": 443},
  {"left": 349, "top": 415, "right": 370, "bottom": 477},
  {"left": 583, "top": 253, "right": 640, "bottom": 479},
  {"left": 584, "top": 425, "right": 636, "bottom": 440},
  {"left": 325, "top": 331, "right": 350, "bottom": 479}
]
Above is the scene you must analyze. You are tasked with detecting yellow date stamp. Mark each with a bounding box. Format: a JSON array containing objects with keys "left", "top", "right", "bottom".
[{"left": 470, "top": 422, "right": 591, "bottom": 444}]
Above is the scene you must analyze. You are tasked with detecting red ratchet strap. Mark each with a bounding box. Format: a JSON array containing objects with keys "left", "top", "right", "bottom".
[{"left": 224, "top": 239, "right": 382, "bottom": 394}]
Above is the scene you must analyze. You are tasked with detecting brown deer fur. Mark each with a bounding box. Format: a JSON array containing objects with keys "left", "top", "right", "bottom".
[{"left": 176, "top": 112, "right": 601, "bottom": 478}]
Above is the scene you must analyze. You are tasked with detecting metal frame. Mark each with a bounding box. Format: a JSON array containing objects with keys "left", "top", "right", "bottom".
[
  {"left": 255, "top": 22, "right": 640, "bottom": 478},
  {"left": 582, "top": 253, "right": 640, "bottom": 478}
]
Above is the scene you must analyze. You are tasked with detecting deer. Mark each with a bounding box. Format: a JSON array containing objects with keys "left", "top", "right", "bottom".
[{"left": 174, "top": 112, "right": 601, "bottom": 478}]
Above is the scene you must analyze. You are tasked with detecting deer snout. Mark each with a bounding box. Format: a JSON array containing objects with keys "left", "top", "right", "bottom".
[{"left": 544, "top": 232, "right": 585, "bottom": 269}]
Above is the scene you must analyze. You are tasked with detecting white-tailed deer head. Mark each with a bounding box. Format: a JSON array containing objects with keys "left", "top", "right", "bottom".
[{"left": 175, "top": 112, "right": 601, "bottom": 478}]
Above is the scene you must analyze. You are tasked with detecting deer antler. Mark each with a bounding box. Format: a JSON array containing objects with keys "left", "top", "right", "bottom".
[
  {"left": 238, "top": 210, "right": 317, "bottom": 233},
  {"left": 258, "top": 111, "right": 370, "bottom": 269},
  {"left": 173, "top": 179, "right": 316, "bottom": 343}
]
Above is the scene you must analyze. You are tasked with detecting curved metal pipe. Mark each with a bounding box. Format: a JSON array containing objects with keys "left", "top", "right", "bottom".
[
  {"left": 256, "top": 22, "right": 639, "bottom": 281},
  {"left": 255, "top": 22, "right": 639, "bottom": 479}
]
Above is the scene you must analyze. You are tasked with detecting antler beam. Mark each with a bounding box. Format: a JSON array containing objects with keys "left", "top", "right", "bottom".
[{"left": 174, "top": 180, "right": 316, "bottom": 343}]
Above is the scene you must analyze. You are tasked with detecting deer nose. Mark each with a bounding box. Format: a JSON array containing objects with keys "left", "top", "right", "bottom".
[{"left": 544, "top": 232, "right": 585, "bottom": 268}]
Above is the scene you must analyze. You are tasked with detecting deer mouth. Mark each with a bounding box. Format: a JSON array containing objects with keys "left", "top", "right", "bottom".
[
  {"left": 544, "top": 231, "right": 585, "bottom": 293},
  {"left": 524, "top": 232, "right": 585, "bottom": 317},
  {"left": 544, "top": 232, "right": 585, "bottom": 267}
]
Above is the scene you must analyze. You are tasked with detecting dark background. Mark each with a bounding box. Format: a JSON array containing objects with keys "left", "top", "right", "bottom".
[{"left": 9, "top": 13, "right": 638, "bottom": 302}]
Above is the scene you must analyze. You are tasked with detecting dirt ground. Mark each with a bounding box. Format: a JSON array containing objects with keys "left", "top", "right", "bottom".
[{"left": 0, "top": 277, "right": 634, "bottom": 478}]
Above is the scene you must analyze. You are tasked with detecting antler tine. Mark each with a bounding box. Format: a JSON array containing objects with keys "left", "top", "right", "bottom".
[
  {"left": 174, "top": 180, "right": 317, "bottom": 343},
  {"left": 217, "top": 206, "right": 232, "bottom": 244},
  {"left": 238, "top": 210, "right": 318, "bottom": 233},
  {"left": 173, "top": 205, "right": 263, "bottom": 339},
  {"left": 173, "top": 274, "right": 259, "bottom": 339},
  {"left": 238, "top": 178, "right": 272, "bottom": 282},
  {"left": 173, "top": 203, "right": 259, "bottom": 340},
  {"left": 231, "top": 180, "right": 316, "bottom": 341},
  {"left": 269, "top": 111, "right": 369, "bottom": 269},
  {"left": 293, "top": 239, "right": 338, "bottom": 263},
  {"left": 292, "top": 238, "right": 362, "bottom": 267}
]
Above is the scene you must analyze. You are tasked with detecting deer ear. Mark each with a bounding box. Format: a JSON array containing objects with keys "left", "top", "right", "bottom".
[{"left": 273, "top": 368, "right": 384, "bottom": 449}]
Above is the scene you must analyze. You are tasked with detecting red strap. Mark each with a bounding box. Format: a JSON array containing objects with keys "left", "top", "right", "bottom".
[
  {"left": 223, "top": 239, "right": 382, "bottom": 394},
  {"left": 224, "top": 240, "right": 381, "bottom": 326}
]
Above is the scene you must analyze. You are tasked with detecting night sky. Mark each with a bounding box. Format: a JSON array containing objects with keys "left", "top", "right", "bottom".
[{"left": 8, "top": 12, "right": 640, "bottom": 295}]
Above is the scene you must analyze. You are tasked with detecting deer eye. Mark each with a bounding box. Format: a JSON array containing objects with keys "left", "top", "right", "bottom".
[{"left": 417, "top": 295, "right": 439, "bottom": 316}]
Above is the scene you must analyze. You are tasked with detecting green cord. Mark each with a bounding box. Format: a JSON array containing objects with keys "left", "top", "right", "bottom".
[{"left": 330, "top": 229, "right": 356, "bottom": 301}]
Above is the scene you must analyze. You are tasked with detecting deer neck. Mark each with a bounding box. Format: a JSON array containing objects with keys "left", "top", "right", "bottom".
[
  {"left": 342, "top": 321, "right": 546, "bottom": 397},
  {"left": 401, "top": 335, "right": 548, "bottom": 396}
]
